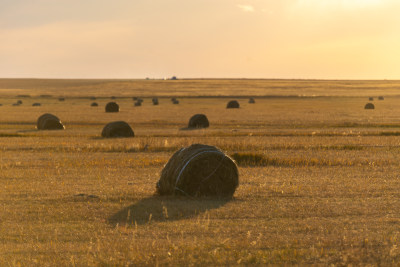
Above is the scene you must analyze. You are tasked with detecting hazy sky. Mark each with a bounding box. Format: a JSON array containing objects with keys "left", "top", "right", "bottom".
[{"left": 1, "top": 0, "right": 399, "bottom": 79}]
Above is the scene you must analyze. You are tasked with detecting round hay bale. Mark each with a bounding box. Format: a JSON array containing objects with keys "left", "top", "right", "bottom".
[
  {"left": 58, "top": 97, "right": 65, "bottom": 101},
  {"left": 91, "top": 102, "right": 98, "bottom": 107},
  {"left": 364, "top": 103, "right": 375, "bottom": 109},
  {"left": 90, "top": 96, "right": 96, "bottom": 100},
  {"left": 226, "top": 100, "right": 239, "bottom": 109},
  {"left": 134, "top": 101, "right": 142, "bottom": 106},
  {"left": 101, "top": 121, "right": 134, "bottom": 138},
  {"left": 156, "top": 144, "right": 239, "bottom": 197},
  {"left": 105, "top": 102, "right": 119, "bottom": 112},
  {"left": 369, "top": 97, "right": 374, "bottom": 101},
  {"left": 37, "top": 113, "right": 65, "bottom": 130},
  {"left": 17, "top": 100, "right": 23, "bottom": 104},
  {"left": 188, "top": 114, "right": 209, "bottom": 128},
  {"left": 111, "top": 96, "right": 116, "bottom": 99},
  {"left": 172, "top": 99, "right": 179, "bottom": 104},
  {"left": 248, "top": 98, "right": 255, "bottom": 104},
  {"left": 152, "top": 98, "right": 159, "bottom": 105},
  {"left": 138, "top": 98, "right": 144, "bottom": 103},
  {"left": 0, "top": 104, "right": 2, "bottom": 106},
  {"left": 32, "top": 103, "right": 41, "bottom": 106},
  {"left": 378, "top": 96, "right": 384, "bottom": 100},
  {"left": 171, "top": 97, "right": 177, "bottom": 102}
]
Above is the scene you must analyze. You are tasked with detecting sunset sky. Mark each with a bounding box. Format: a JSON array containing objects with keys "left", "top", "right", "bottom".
[{"left": 0, "top": 0, "right": 399, "bottom": 79}]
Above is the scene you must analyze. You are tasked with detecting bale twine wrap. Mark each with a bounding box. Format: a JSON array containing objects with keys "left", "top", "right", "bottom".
[
  {"left": 365, "top": 103, "right": 375, "bottom": 109},
  {"left": 105, "top": 102, "right": 119, "bottom": 112},
  {"left": 156, "top": 144, "right": 239, "bottom": 197},
  {"left": 188, "top": 114, "right": 209, "bottom": 128},
  {"left": 101, "top": 121, "right": 134, "bottom": 138},
  {"left": 37, "top": 113, "right": 65, "bottom": 130},
  {"left": 227, "top": 100, "right": 240, "bottom": 109}
]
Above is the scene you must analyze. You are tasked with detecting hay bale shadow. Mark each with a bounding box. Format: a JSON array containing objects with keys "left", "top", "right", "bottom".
[{"left": 108, "top": 195, "right": 230, "bottom": 226}]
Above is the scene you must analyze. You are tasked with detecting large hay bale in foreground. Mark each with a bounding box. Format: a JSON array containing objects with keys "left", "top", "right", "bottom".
[
  {"left": 188, "top": 114, "right": 209, "bottom": 128},
  {"left": 101, "top": 121, "right": 134, "bottom": 138},
  {"left": 156, "top": 144, "right": 239, "bottom": 197},
  {"left": 226, "top": 100, "right": 240, "bottom": 109},
  {"left": 105, "top": 102, "right": 119, "bottom": 112},
  {"left": 364, "top": 103, "right": 375, "bottom": 109},
  {"left": 37, "top": 113, "right": 65, "bottom": 130}
]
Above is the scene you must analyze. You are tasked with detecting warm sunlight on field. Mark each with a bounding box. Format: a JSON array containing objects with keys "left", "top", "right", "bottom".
[{"left": 1, "top": 79, "right": 400, "bottom": 265}]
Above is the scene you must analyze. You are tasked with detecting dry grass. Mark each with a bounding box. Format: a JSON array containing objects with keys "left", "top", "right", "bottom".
[{"left": 1, "top": 79, "right": 400, "bottom": 265}]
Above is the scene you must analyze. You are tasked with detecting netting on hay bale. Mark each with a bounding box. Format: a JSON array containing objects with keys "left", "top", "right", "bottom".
[
  {"left": 37, "top": 113, "right": 65, "bottom": 130},
  {"left": 105, "top": 102, "right": 119, "bottom": 112},
  {"left": 226, "top": 100, "right": 240, "bottom": 108},
  {"left": 364, "top": 103, "right": 375, "bottom": 109},
  {"left": 188, "top": 114, "right": 209, "bottom": 129},
  {"left": 101, "top": 121, "right": 134, "bottom": 138},
  {"left": 156, "top": 144, "right": 239, "bottom": 197}
]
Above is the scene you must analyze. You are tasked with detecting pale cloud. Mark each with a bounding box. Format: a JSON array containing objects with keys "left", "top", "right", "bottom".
[{"left": 237, "top": 4, "right": 255, "bottom": 12}]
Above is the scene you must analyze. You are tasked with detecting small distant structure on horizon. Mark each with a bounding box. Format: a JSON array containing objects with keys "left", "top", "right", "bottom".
[{"left": 170, "top": 76, "right": 178, "bottom": 80}]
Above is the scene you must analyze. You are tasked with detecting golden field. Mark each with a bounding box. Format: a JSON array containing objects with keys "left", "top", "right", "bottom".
[{"left": 1, "top": 79, "right": 400, "bottom": 266}]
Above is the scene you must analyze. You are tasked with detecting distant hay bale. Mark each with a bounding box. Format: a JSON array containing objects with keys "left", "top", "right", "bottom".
[
  {"left": 156, "top": 144, "right": 239, "bottom": 197},
  {"left": 0, "top": 104, "right": 2, "bottom": 106},
  {"left": 188, "top": 114, "right": 209, "bottom": 129},
  {"left": 133, "top": 97, "right": 138, "bottom": 101},
  {"left": 138, "top": 98, "right": 144, "bottom": 103},
  {"left": 105, "top": 102, "right": 119, "bottom": 112},
  {"left": 172, "top": 99, "right": 179, "bottom": 104},
  {"left": 90, "top": 96, "right": 96, "bottom": 100},
  {"left": 16, "top": 100, "right": 23, "bottom": 104},
  {"left": 58, "top": 97, "right": 65, "bottom": 101},
  {"left": 134, "top": 101, "right": 142, "bottom": 106},
  {"left": 152, "top": 98, "right": 159, "bottom": 105},
  {"left": 248, "top": 98, "right": 255, "bottom": 104},
  {"left": 101, "top": 121, "right": 134, "bottom": 138},
  {"left": 226, "top": 100, "right": 239, "bottom": 109},
  {"left": 171, "top": 97, "right": 177, "bottom": 102},
  {"left": 37, "top": 113, "right": 65, "bottom": 130},
  {"left": 378, "top": 96, "right": 384, "bottom": 100},
  {"left": 369, "top": 97, "right": 374, "bottom": 101},
  {"left": 111, "top": 96, "right": 116, "bottom": 99},
  {"left": 364, "top": 103, "right": 375, "bottom": 109},
  {"left": 91, "top": 102, "right": 98, "bottom": 107},
  {"left": 32, "top": 103, "right": 41, "bottom": 106}
]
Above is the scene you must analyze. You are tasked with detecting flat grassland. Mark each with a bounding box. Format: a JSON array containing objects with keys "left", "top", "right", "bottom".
[{"left": 1, "top": 79, "right": 400, "bottom": 265}]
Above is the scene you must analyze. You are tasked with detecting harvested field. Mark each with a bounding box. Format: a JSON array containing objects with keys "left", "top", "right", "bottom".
[{"left": 1, "top": 79, "right": 400, "bottom": 265}]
